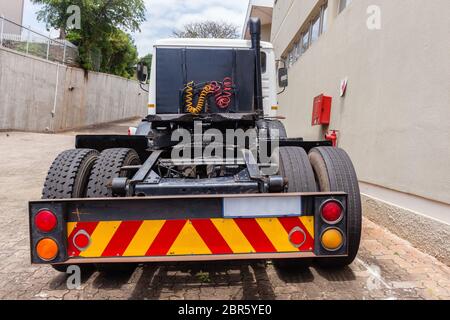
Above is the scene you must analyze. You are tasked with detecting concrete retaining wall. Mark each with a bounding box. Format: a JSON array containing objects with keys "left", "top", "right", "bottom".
[
  {"left": 0, "top": 47, "right": 148, "bottom": 132},
  {"left": 362, "top": 195, "right": 450, "bottom": 266}
]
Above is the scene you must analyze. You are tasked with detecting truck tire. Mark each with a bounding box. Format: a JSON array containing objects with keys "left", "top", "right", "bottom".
[
  {"left": 86, "top": 148, "right": 141, "bottom": 198},
  {"left": 42, "top": 149, "right": 99, "bottom": 199},
  {"left": 42, "top": 149, "right": 99, "bottom": 272},
  {"left": 279, "top": 147, "right": 317, "bottom": 193},
  {"left": 86, "top": 149, "right": 141, "bottom": 273},
  {"left": 309, "top": 147, "right": 362, "bottom": 268},
  {"left": 275, "top": 147, "right": 316, "bottom": 270}
]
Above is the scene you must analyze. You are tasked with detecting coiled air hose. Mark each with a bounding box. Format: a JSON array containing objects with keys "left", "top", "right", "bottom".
[
  {"left": 184, "top": 78, "right": 233, "bottom": 114},
  {"left": 184, "top": 81, "right": 195, "bottom": 113},
  {"left": 219, "top": 77, "right": 233, "bottom": 109},
  {"left": 185, "top": 82, "right": 212, "bottom": 115}
]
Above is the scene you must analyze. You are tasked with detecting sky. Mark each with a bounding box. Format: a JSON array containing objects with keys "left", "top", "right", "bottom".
[{"left": 22, "top": 0, "right": 250, "bottom": 56}]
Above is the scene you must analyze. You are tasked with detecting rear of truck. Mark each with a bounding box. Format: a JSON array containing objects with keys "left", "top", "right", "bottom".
[
  {"left": 29, "top": 18, "right": 361, "bottom": 271},
  {"left": 30, "top": 193, "right": 350, "bottom": 266}
]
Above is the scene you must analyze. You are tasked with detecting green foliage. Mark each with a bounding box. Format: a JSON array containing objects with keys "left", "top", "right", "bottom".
[
  {"left": 31, "top": 0, "right": 146, "bottom": 78},
  {"left": 14, "top": 42, "right": 47, "bottom": 59},
  {"left": 102, "top": 30, "right": 138, "bottom": 78},
  {"left": 196, "top": 271, "right": 211, "bottom": 283},
  {"left": 67, "top": 28, "right": 138, "bottom": 78}
]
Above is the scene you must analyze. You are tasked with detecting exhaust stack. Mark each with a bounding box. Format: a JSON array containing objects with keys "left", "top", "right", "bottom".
[{"left": 249, "top": 17, "right": 264, "bottom": 118}]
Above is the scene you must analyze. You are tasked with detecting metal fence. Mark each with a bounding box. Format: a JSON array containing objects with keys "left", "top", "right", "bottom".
[{"left": 0, "top": 15, "right": 79, "bottom": 66}]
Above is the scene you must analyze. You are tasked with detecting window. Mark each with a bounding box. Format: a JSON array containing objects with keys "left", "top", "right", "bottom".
[
  {"left": 301, "top": 30, "right": 309, "bottom": 54},
  {"left": 321, "top": 4, "right": 328, "bottom": 33},
  {"left": 294, "top": 42, "right": 302, "bottom": 60},
  {"left": 310, "top": 15, "right": 321, "bottom": 44},
  {"left": 288, "top": 50, "right": 295, "bottom": 68},
  {"left": 339, "top": 0, "right": 352, "bottom": 13},
  {"left": 283, "top": 1, "right": 329, "bottom": 67}
]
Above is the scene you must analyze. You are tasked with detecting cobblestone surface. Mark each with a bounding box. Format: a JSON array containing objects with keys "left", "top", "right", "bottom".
[{"left": 0, "top": 123, "right": 449, "bottom": 300}]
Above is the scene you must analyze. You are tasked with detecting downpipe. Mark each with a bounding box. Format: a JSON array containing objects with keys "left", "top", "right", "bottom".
[{"left": 50, "top": 63, "right": 60, "bottom": 132}]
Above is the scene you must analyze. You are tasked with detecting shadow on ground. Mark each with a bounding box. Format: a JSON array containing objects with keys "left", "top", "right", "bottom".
[
  {"left": 46, "top": 260, "right": 357, "bottom": 300},
  {"left": 129, "top": 261, "right": 278, "bottom": 300}
]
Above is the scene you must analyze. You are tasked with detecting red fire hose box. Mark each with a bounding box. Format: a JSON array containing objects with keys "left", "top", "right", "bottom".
[{"left": 312, "top": 94, "right": 332, "bottom": 126}]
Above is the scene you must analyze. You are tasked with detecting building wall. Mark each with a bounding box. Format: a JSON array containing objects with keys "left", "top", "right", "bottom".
[
  {"left": 271, "top": 0, "right": 450, "bottom": 205},
  {"left": 243, "top": 0, "right": 274, "bottom": 42},
  {"left": 0, "top": 47, "right": 148, "bottom": 132},
  {"left": 261, "top": 24, "right": 272, "bottom": 42},
  {"left": 0, "top": 0, "right": 24, "bottom": 34}
]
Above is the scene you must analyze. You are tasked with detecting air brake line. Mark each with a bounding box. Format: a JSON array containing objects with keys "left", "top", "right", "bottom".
[{"left": 184, "top": 78, "right": 234, "bottom": 115}]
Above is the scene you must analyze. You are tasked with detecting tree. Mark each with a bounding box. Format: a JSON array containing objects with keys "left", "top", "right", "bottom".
[
  {"left": 100, "top": 30, "right": 139, "bottom": 78},
  {"left": 173, "top": 21, "right": 239, "bottom": 39},
  {"left": 31, "top": 0, "right": 146, "bottom": 77}
]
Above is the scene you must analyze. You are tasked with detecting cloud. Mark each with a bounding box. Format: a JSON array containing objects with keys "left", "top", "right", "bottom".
[
  {"left": 134, "top": 0, "right": 249, "bottom": 55},
  {"left": 22, "top": 0, "right": 250, "bottom": 56}
]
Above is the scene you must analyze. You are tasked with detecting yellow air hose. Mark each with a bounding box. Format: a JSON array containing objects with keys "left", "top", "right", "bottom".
[
  {"left": 185, "top": 83, "right": 212, "bottom": 115},
  {"left": 184, "top": 81, "right": 195, "bottom": 113}
]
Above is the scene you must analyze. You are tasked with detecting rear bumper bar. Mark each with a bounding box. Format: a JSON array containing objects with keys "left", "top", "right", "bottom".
[
  {"left": 29, "top": 193, "right": 348, "bottom": 265},
  {"left": 64, "top": 253, "right": 325, "bottom": 265}
]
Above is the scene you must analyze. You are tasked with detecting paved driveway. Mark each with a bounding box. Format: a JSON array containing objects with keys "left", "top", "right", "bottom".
[{"left": 0, "top": 122, "right": 449, "bottom": 300}]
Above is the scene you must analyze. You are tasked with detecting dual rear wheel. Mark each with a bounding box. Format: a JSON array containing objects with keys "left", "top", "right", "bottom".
[
  {"left": 277, "top": 146, "right": 362, "bottom": 269},
  {"left": 42, "top": 148, "right": 141, "bottom": 273}
]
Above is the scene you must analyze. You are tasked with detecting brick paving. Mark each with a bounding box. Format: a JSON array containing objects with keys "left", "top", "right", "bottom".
[{"left": 0, "top": 125, "right": 449, "bottom": 300}]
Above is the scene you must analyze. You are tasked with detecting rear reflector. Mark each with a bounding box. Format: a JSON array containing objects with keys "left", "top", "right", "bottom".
[
  {"left": 289, "top": 227, "right": 306, "bottom": 248},
  {"left": 36, "top": 238, "right": 59, "bottom": 261},
  {"left": 73, "top": 230, "right": 91, "bottom": 251},
  {"left": 35, "top": 210, "right": 57, "bottom": 233}
]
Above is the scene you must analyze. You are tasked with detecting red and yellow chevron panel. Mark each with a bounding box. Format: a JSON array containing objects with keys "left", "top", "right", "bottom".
[{"left": 66, "top": 217, "right": 314, "bottom": 258}]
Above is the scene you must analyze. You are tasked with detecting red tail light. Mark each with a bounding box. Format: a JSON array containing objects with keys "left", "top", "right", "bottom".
[
  {"left": 35, "top": 210, "right": 57, "bottom": 233},
  {"left": 321, "top": 201, "right": 343, "bottom": 224}
]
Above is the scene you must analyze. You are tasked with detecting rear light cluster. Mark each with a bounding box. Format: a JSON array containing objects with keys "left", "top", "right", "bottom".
[
  {"left": 320, "top": 200, "right": 345, "bottom": 252},
  {"left": 34, "top": 209, "right": 59, "bottom": 261}
]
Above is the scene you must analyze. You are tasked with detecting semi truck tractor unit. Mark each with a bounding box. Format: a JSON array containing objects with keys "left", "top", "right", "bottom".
[{"left": 29, "top": 19, "right": 362, "bottom": 272}]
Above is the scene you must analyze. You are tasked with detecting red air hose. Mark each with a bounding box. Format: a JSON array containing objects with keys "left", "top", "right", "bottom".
[{"left": 210, "top": 78, "right": 233, "bottom": 109}]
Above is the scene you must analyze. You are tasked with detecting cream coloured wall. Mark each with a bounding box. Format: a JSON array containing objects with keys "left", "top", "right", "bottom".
[
  {"left": 271, "top": 0, "right": 450, "bottom": 204},
  {"left": 0, "top": 0, "right": 24, "bottom": 34},
  {"left": 261, "top": 24, "right": 272, "bottom": 42}
]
